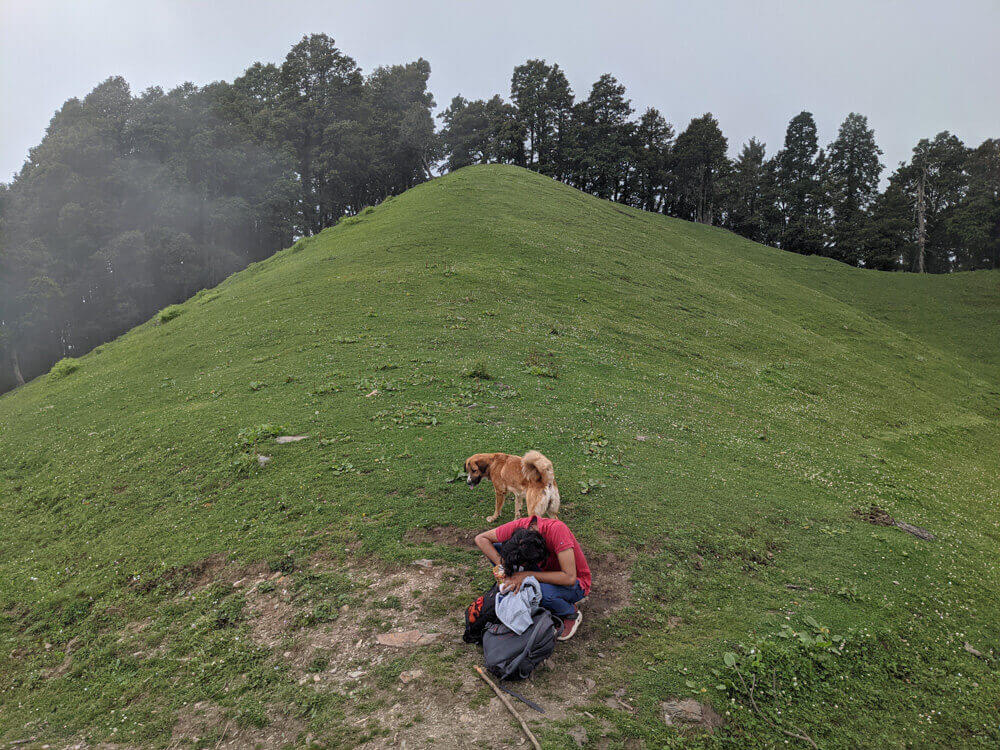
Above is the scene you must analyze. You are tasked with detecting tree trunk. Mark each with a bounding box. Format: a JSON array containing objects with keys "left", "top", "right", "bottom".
[
  {"left": 915, "top": 166, "right": 927, "bottom": 273},
  {"left": 10, "top": 346, "right": 25, "bottom": 387}
]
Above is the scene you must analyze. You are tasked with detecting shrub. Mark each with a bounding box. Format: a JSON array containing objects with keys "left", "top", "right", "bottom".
[
  {"left": 235, "top": 424, "right": 287, "bottom": 449},
  {"left": 528, "top": 363, "right": 559, "bottom": 379},
  {"left": 462, "top": 358, "right": 492, "bottom": 380},
  {"left": 267, "top": 553, "right": 295, "bottom": 574},
  {"left": 157, "top": 305, "right": 184, "bottom": 323},
  {"left": 210, "top": 593, "right": 245, "bottom": 629},
  {"left": 229, "top": 452, "right": 259, "bottom": 476},
  {"left": 526, "top": 350, "right": 559, "bottom": 378},
  {"left": 338, "top": 213, "right": 364, "bottom": 227},
  {"left": 49, "top": 358, "right": 80, "bottom": 379}
]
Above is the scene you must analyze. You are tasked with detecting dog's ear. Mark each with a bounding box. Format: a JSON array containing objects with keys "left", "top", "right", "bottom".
[{"left": 475, "top": 456, "right": 491, "bottom": 473}]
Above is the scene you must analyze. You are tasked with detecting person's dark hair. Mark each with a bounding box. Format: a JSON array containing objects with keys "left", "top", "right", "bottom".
[{"left": 499, "top": 528, "right": 548, "bottom": 572}]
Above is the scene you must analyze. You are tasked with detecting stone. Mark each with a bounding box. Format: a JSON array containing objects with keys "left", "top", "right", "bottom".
[
  {"left": 568, "top": 726, "right": 588, "bottom": 747},
  {"left": 376, "top": 630, "right": 440, "bottom": 647},
  {"left": 661, "top": 698, "right": 726, "bottom": 732},
  {"left": 964, "top": 642, "right": 983, "bottom": 658},
  {"left": 256, "top": 454, "right": 271, "bottom": 467},
  {"left": 399, "top": 669, "right": 424, "bottom": 684},
  {"left": 412, "top": 559, "right": 434, "bottom": 569},
  {"left": 276, "top": 435, "right": 309, "bottom": 444}
]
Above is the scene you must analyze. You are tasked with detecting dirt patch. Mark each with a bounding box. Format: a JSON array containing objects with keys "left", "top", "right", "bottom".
[
  {"left": 244, "top": 573, "right": 298, "bottom": 647},
  {"left": 172, "top": 700, "right": 304, "bottom": 749},
  {"left": 131, "top": 552, "right": 270, "bottom": 594},
  {"left": 853, "top": 505, "right": 935, "bottom": 540},
  {"left": 239, "top": 556, "right": 600, "bottom": 748},
  {"left": 136, "top": 544, "right": 632, "bottom": 749},
  {"left": 43, "top": 636, "right": 80, "bottom": 678},
  {"left": 584, "top": 551, "right": 632, "bottom": 617},
  {"left": 404, "top": 524, "right": 477, "bottom": 548}
]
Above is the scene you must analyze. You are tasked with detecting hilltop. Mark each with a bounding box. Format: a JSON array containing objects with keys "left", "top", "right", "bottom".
[{"left": 1, "top": 165, "right": 998, "bottom": 748}]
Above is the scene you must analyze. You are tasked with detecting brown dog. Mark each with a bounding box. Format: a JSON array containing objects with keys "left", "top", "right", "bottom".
[{"left": 465, "top": 450, "right": 561, "bottom": 522}]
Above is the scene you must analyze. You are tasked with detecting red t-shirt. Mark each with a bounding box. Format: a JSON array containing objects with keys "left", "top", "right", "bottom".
[{"left": 494, "top": 516, "right": 591, "bottom": 595}]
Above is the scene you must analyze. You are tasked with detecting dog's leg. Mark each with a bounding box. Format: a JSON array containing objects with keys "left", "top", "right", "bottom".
[
  {"left": 486, "top": 486, "right": 505, "bottom": 522},
  {"left": 515, "top": 493, "right": 523, "bottom": 519}
]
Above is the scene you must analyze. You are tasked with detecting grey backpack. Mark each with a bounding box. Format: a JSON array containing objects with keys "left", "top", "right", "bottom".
[{"left": 482, "top": 608, "right": 560, "bottom": 681}]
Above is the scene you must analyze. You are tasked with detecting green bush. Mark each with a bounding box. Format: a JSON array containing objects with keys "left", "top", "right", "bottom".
[
  {"left": 157, "top": 305, "right": 184, "bottom": 323},
  {"left": 526, "top": 350, "right": 559, "bottom": 378},
  {"left": 229, "top": 452, "right": 259, "bottom": 476},
  {"left": 235, "top": 423, "right": 287, "bottom": 450},
  {"left": 462, "top": 358, "right": 492, "bottom": 380},
  {"left": 528, "top": 363, "right": 559, "bottom": 379},
  {"left": 210, "top": 593, "right": 246, "bottom": 629},
  {"left": 49, "top": 358, "right": 80, "bottom": 379},
  {"left": 267, "top": 553, "right": 295, "bottom": 574}
]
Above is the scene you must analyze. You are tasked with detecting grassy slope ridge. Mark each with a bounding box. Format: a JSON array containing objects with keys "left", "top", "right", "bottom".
[{"left": 1, "top": 165, "right": 998, "bottom": 747}]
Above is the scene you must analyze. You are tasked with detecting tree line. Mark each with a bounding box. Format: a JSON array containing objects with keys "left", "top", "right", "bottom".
[
  {"left": 440, "top": 60, "right": 999, "bottom": 274},
  {"left": 2, "top": 41, "right": 998, "bottom": 393}
]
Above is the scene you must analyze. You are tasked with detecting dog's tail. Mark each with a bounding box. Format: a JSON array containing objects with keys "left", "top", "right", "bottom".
[
  {"left": 522, "top": 450, "right": 555, "bottom": 485},
  {"left": 522, "top": 450, "right": 561, "bottom": 517}
]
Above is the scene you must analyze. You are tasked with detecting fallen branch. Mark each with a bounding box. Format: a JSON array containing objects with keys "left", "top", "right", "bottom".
[
  {"left": 736, "top": 668, "right": 817, "bottom": 749},
  {"left": 214, "top": 721, "right": 231, "bottom": 749},
  {"left": 853, "top": 505, "right": 934, "bottom": 540},
  {"left": 474, "top": 665, "right": 541, "bottom": 750}
]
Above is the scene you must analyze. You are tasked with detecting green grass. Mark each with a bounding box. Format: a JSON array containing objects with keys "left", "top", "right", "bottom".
[{"left": 1, "top": 165, "right": 998, "bottom": 747}]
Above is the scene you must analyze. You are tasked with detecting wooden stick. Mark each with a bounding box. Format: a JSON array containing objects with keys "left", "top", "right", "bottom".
[
  {"left": 214, "top": 720, "right": 231, "bottom": 750},
  {"left": 474, "top": 665, "right": 541, "bottom": 750}
]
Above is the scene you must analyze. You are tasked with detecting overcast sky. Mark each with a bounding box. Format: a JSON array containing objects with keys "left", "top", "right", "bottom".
[{"left": 2, "top": 0, "right": 998, "bottom": 183}]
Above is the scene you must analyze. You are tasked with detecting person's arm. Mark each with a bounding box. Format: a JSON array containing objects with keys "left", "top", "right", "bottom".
[
  {"left": 474, "top": 527, "right": 502, "bottom": 565},
  {"left": 504, "top": 549, "right": 577, "bottom": 591}
]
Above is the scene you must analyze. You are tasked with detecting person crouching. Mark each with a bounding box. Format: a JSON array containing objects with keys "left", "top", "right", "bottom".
[{"left": 474, "top": 515, "right": 591, "bottom": 641}]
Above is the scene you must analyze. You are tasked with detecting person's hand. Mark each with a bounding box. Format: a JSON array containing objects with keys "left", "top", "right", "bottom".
[{"left": 502, "top": 571, "right": 529, "bottom": 593}]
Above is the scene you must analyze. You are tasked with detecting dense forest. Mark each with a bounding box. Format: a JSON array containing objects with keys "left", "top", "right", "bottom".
[{"left": 1, "top": 35, "right": 998, "bottom": 393}]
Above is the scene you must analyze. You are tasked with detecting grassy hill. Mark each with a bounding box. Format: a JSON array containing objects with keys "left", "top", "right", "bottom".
[{"left": 1, "top": 165, "right": 998, "bottom": 748}]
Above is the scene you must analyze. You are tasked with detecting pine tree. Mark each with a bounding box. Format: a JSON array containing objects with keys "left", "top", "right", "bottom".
[
  {"left": 631, "top": 108, "right": 674, "bottom": 212},
  {"left": 720, "top": 138, "right": 768, "bottom": 241},
  {"left": 772, "top": 111, "right": 825, "bottom": 254},
  {"left": 672, "top": 114, "right": 729, "bottom": 224},
  {"left": 952, "top": 139, "right": 1000, "bottom": 269},
  {"left": 825, "top": 113, "right": 883, "bottom": 265},
  {"left": 510, "top": 60, "right": 574, "bottom": 175}
]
